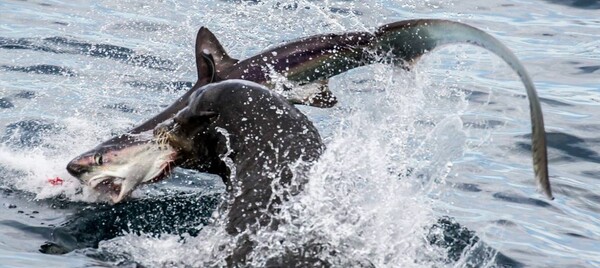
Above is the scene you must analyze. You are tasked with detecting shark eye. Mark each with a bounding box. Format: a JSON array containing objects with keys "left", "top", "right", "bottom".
[{"left": 93, "top": 153, "right": 103, "bottom": 165}]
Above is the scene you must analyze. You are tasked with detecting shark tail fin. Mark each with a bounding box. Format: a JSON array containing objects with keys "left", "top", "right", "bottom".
[{"left": 373, "top": 19, "right": 551, "bottom": 199}]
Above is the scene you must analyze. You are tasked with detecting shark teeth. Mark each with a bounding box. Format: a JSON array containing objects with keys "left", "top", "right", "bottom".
[{"left": 89, "top": 176, "right": 124, "bottom": 202}]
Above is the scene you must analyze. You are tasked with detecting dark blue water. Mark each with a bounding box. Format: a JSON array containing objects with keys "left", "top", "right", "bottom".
[{"left": 1, "top": 0, "right": 599, "bottom": 267}]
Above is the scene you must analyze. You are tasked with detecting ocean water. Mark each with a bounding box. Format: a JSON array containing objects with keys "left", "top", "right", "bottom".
[{"left": 0, "top": 0, "right": 599, "bottom": 267}]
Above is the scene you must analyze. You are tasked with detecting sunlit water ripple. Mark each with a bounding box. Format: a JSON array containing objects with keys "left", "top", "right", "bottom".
[{"left": 0, "top": 0, "right": 599, "bottom": 267}]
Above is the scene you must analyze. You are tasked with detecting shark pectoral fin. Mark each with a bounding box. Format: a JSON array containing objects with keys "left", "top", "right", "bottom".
[
  {"left": 195, "top": 27, "right": 239, "bottom": 73},
  {"left": 305, "top": 83, "right": 337, "bottom": 108},
  {"left": 284, "top": 80, "right": 337, "bottom": 108}
]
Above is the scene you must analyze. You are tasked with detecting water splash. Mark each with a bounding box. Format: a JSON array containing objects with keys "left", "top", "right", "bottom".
[
  {"left": 94, "top": 63, "right": 471, "bottom": 266},
  {"left": 0, "top": 117, "right": 136, "bottom": 202},
  {"left": 5, "top": 0, "right": 597, "bottom": 267}
]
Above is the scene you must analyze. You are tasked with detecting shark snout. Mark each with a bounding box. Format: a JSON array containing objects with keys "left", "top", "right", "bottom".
[
  {"left": 66, "top": 154, "right": 96, "bottom": 179},
  {"left": 66, "top": 160, "right": 86, "bottom": 178}
]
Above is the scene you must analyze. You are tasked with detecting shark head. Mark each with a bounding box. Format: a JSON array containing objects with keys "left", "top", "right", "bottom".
[{"left": 66, "top": 133, "right": 176, "bottom": 203}]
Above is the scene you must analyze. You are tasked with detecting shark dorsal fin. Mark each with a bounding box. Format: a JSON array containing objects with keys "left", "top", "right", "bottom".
[{"left": 195, "top": 27, "right": 239, "bottom": 74}]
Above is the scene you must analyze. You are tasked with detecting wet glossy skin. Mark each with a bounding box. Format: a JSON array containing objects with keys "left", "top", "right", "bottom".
[
  {"left": 157, "top": 80, "right": 324, "bottom": 265},
  {"left": 67, "top": 19, "right": 552, "bottom": 203}
]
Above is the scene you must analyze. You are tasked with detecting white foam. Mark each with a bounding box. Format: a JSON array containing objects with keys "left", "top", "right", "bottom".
[
  {"left": 0, "top": 116, "right": 135, "bottom": 202},
  {"left": 97, "top": 63, "right": 470, "bottom": 267}
]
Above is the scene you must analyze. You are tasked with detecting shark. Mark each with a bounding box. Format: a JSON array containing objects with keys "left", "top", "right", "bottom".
[{"left": 66, "top": 19, "right": 552, "bottom": 203}]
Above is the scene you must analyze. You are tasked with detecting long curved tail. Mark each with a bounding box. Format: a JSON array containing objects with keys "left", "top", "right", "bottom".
[{"left": 373, "top": 19, "right": 551, "bottom": 199}]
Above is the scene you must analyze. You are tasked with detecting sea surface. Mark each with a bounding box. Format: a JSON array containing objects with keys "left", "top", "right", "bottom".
[{"left": 0, "top": 0, "right": 599, "bottom": 267}]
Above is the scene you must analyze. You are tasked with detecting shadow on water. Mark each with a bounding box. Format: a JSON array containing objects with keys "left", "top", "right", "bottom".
[
  {"left": 464, "top": 89, "right": 573, "bottom": 107},
  {"left": 492, "top": 192, "right": 555, "bottom": 209},
  {"left": 38, "top": 192, "right": 220, "bottom": 255},
  {"left": 0, "top": 36, "right": 175, "bottom": 71},
  {"left": 543, "top": 0, "right": 600, "bottom": 9},
  {"left": 11, "top": 190, "right": 519, "bottom": 267},
  {"left": 0, "top": 92, "right": 37, "bottom": 110},
  {"left": 13, "top": 91, "right": 36, "bottom": 99},
  {"left": 221, "top": 0, "right": 365, "bottom": 15},
  {"left": 102, "top": 103, "right": 139, "bottom": 114},
  {"left": 123, "top": 80, "right": 194, "bottom": 91},
  {"left": 0, "top": 64, "right": 76, "bottom": 76},
  {"left": 518, "top": 131, "right": 600, "bottom": 164},
  {"left": 1, "top": 119, "right": 62, "bottom": 149},
  {"left": 577, "top": 65, "right": 600, "bottom": 74},
  {"left": 0, "top": 98, "right": 14, "bottom": 109},
  {"left": 427, "top": 217, "right": 523, "bottom": 268}
]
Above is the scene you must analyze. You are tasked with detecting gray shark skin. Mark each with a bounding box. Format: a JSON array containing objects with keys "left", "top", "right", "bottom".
[{"left": 67, "top": 19, "right": 552, "bottom": 201}]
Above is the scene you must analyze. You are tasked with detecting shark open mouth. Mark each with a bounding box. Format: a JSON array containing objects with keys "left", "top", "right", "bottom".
[
  {"left": 92, "top": 177, "right": 125, "bottom": 202},
  {"left": 93, "top": 177, "right": 125, "bottom": 197},
  {"left": 146, "top": 159, "right": 176, "bottom": 184},
  {"left": 87, "top": 156, "right": 176, "bottom": 203},
  {"left": 90, "top": 177, "right": 128, "bottom": 203}
]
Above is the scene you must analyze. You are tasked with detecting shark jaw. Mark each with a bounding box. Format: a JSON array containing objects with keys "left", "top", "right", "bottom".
[
  {"left": 72, "top": 140, "right": 177, "bottom": 203},
  {"left": 87, "top": 157, "right": 174, "bottom": 203}
]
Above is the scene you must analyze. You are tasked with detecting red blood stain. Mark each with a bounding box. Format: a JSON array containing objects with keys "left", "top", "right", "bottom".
[{"left": 48, "top": 177, "right": 64, "bottom": 186}]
